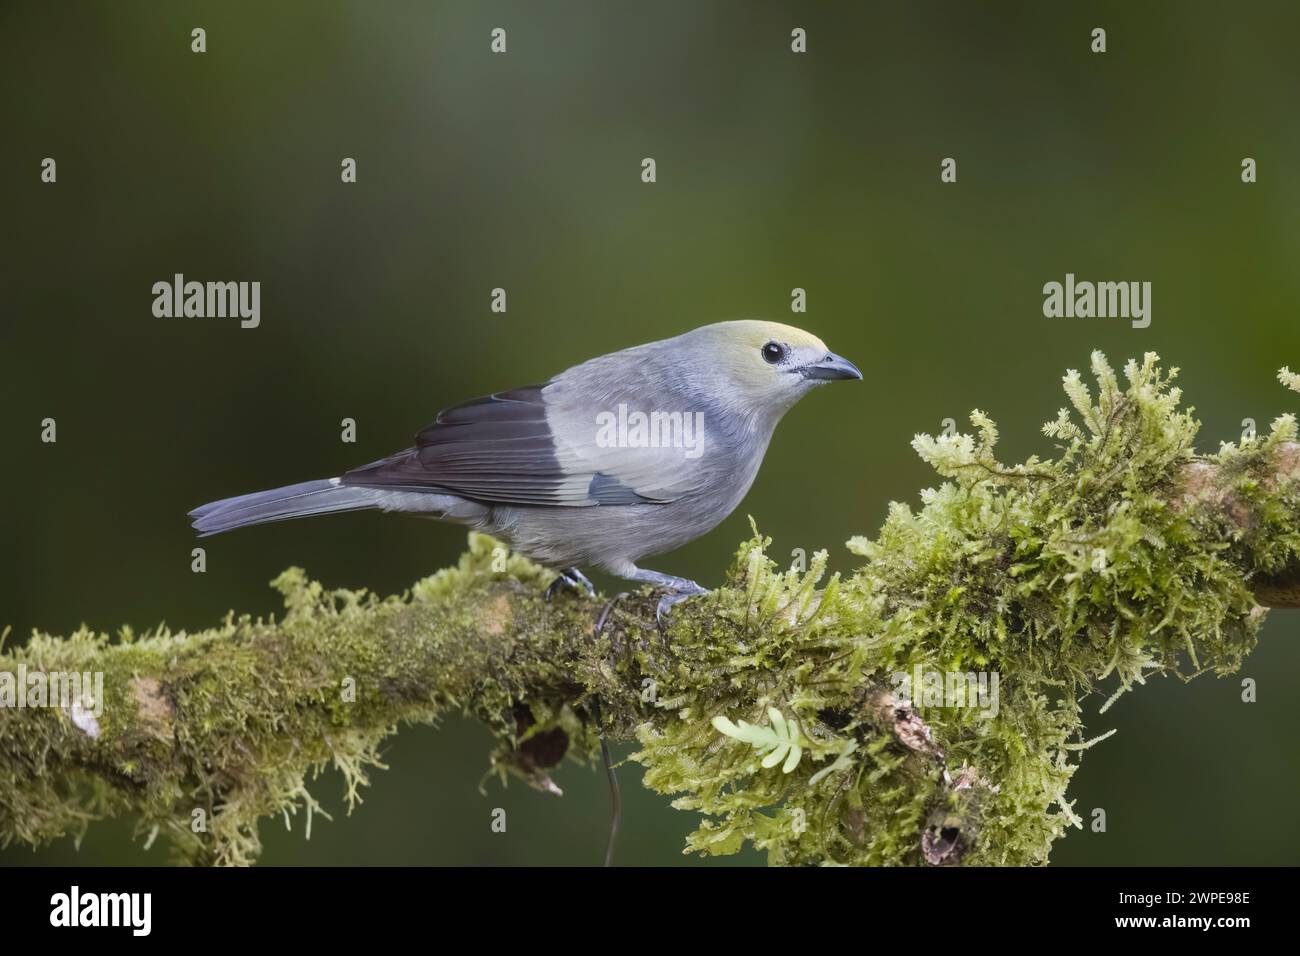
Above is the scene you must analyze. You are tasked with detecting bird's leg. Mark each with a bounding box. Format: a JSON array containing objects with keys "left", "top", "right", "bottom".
[
  {"left": 613, "top": 565, "right": 708, "bottom": 627},
  {"left": 567, "top": 567, "right": 596, "bottom": 596},
  {"left": 544, "top": 566, "right": 596, "bottom": 601}
]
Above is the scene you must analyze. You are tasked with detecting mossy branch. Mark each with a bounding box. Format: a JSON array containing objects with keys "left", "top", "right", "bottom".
[{"left": 5, "top": 352, "right": 1300, "bottom": 866}]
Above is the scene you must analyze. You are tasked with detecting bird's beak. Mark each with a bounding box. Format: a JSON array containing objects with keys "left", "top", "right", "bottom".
[{"left": 799, "top": 352, "right": 863, "bottom": 381}]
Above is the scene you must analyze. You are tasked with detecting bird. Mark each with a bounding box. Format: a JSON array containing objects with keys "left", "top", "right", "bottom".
[{"left": 189, "top": 320, "right": 861, "bottom": 619}]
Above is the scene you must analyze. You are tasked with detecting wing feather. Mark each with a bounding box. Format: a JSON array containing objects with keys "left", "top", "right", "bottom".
[
  {"left": 342, "top": 362, "right": 715, "bottom": 508},
  {"left": 341, "top": 385, "right": 648, "bottom": 506}
]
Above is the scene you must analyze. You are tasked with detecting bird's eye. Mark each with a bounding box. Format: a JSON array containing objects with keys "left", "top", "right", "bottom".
[{"left": 761, "top": 341, "right": 786, "bottom": 364}]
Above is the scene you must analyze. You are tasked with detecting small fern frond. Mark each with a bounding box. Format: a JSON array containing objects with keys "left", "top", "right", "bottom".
[{"left": 712, "top": 707, "right": 804, "bottom": 773}]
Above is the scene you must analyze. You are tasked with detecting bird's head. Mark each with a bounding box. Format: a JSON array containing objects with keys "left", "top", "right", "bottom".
[{"left": 680, "top": 320, "right": 862, "bottom": 421}]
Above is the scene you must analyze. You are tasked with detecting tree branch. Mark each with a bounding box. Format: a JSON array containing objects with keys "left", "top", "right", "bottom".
[{"left": 4, "top": 353, "right": 1300, "bottom": 865}]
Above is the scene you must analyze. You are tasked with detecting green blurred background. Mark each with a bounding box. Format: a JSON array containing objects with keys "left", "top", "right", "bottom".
[{"left": 3, "top": 0, "right": 1299, "bottom": 866}]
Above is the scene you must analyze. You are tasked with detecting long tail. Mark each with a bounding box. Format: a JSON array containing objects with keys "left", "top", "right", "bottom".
[{"left": 189, "top": 478, "right": 381, "bottom": 537}]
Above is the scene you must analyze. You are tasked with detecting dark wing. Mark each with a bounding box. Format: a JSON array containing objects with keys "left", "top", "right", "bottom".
[{"left": 341, "top": 385, "right": 645, "bottom": 507}]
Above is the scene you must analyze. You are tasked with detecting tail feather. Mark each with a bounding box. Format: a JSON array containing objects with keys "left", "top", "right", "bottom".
[{"left": 189, "top": 478, "right": 377, "bottom": 536}]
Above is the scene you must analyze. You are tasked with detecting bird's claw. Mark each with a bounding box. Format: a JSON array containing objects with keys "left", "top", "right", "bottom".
[
  {"left": 545, "top": 567, "right": 596, "bottom": 602},
  {"left": 654, "top": 583, "right": 708, "bottom": 631}
]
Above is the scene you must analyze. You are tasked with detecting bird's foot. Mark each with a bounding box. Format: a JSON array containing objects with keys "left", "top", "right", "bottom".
[
  {"left": 611, "top": 565, "right": 709, "bottom": 634},
  {"left": 544, "top": 567, "right": 596, "bottom": 602},
  {"left": 654, "top": 580, "right": 709, "bottom": 630}
]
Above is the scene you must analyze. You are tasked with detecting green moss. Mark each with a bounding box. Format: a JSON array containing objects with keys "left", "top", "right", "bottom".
[
  {"left": 4, "top": 354, "right": 1298, "bottom": 865},
  {"left": 631, "top": 353, "right": 1299, "bottom": 865},
  {"left": 0, "top": 532, "right": 602, "bottom": 865}
]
